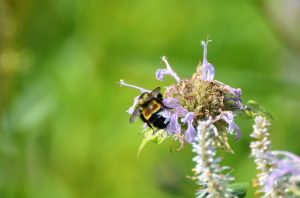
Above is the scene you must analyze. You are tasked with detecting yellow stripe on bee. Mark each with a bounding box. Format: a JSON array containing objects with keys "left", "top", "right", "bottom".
[{"left": 142, "top": 101, "right": 161, "bottom": 120}]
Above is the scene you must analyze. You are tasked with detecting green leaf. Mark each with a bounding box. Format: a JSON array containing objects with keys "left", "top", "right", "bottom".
[
  {"left": 227, "top": 182, "right": 249, "bottom": 198},
  {"left": 247, "top": 100, "right": 273, "bottom": 119},
  {"left": 137, "top": 129, "right": 168, "bottom": 157},
  {"left": 235, "top": 100, "right": 273, "bottom": 120}
]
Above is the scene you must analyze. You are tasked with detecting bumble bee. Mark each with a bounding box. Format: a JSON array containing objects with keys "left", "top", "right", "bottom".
[{"left": 130, "top": 87, "right": 171, "bottom": 130}]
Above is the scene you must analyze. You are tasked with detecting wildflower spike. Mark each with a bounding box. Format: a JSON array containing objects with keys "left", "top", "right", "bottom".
[
  {"left": 250, "top": 116, "right": 300, "bottom": 197},
  {"left": 192, "top": 119, "right": 234, "bottom": 197}
]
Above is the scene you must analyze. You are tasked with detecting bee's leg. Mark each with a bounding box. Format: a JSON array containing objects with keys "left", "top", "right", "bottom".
[
  {"left": 152, "top": 128, "right": 159, "bottom": 135},
  {"left": 157, "top": 99, "right": 172, "bottom": 109},
  {"left": 145, "top": 121, "right": 153, "bottom": 130},
  {"left": 140, "top": 114, "right": 154, "bottom": 130},
  {"left": 163, "top": 104, "right": 172, "bottom": 110}
]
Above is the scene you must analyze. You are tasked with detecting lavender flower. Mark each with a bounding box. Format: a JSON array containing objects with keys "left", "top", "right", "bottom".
[
  {"left": 160, "top": 40, "right": 244, "bottom": 147},
  {"left": 251, "top": 116, "right": 300, "bottom": 197},
  {"left": 120, "top": 39, "right": 250, "bottom": 197},
  {"left": 200, "top": 40, "right": 215, "bottom": 81},
  {"left": 120, "top": 40, "right": 244, "bottom": 149},
  {"left": 182, "top": 112, "right": 196, "bottom": 143},
  {"left": 250, "top": 116, "right": 273, "bottom": 196},
  {"left": 120, "top": 38, "right": 300, "bottom": 198},
  {"left": 156, "top": 56, "right": 181, "bottom": 82}
]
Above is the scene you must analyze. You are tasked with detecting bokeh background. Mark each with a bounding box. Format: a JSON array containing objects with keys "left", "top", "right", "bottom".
[{"left": 1, "top": 0, "right": 300, "bottom": 197}]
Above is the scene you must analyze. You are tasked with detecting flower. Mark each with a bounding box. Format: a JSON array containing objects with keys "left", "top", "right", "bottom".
[
  {"left": 120, "top": 40, "right": 245, "bottom": 148},
  {"left": 266, "top": 151, "right": 300, "bottom": 192},
  {"left": 250, "top": 116, "right": 275, "bottom": 196},
  {"left": 251, "top": 116, "right": 300, "bottom": 197},
  {"left": 159, "top": 40, "right": 244, "bottom": 146},
  {"left": 120, "top": 38, "right": 300, "bottom": 198},
  {"left": 192, "top": 118, "right": 234, "bottom": 198},
  {"left": 200, "top": 40, "right": 215, "bottom": 81},
  {"left": 120, "top": 39, "right": 252, "bottom": 197},
  {"left": 182, "top": 112, "right": 196, "bottom": 143},
  {"left": 215, "top": 111, "right": 241, "bottom": 140},
  {"left": 156, "top": 56, "right": 181, "bottom": 82}
]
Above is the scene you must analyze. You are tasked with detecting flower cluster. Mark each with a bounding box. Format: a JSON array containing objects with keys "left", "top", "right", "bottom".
[
  {"left": 251, "top": 116, "right": 300, "bottom": 197},
  {"left": 120, "top": 39, "right": 300, "bottom": 197},
  {"left": 120, "top": 40, "right": 248, "bottom": 197},
  {"left": 120, "top": 40, "right": 244, "bottom": 151}
]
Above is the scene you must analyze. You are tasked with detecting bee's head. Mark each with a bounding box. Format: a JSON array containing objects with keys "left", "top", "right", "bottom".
[{"left": 138, "top": 92, "right": 151, "bottom": 104}]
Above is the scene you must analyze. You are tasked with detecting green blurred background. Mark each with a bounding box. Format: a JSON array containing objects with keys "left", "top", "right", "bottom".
[{"left": 1, "top": 0, "right": 300, "bottom": 197}]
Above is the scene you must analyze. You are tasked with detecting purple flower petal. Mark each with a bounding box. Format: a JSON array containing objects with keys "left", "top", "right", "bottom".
[
  {"left": 266, "top": 159, "right": 300, "bottom": 192},
  {"left": 225, "top": 86, "right": 241, "bottom": 98},
  {"left": 127, "top": 95, "right": 139, "bottom": 115},
  {"left": 272, "top": 151, "right": 300, "bottom": 163},
  {"left": 216, "top": 111, "right": 241, "bottom": 140},
  {"left": 166, "top": 113, "right": 181, "bottom": 134},
  {"left": 163, "top": 98, "right": 181, "bottom": 108},
  {"left": 156, "top": 69, "right": 172, "bottom": 81},
  {"left": 200, "top": 40, "right": 215, "bottom": 81},
  {"left": 264, "top": 151, "right": 300, "bottom": 192},
  {"left": 156, "top": 56, "right": 180, "bottom": 82},
  {"left": 215, "top": 80, "right": 241, "bottom": 98},
  {"left": 265, "top": 165, "right": 292, "bottom": 192},
  {"left": 175, "top": 106, "right": 189, "bottom": 117},
  {"left": 215, "top": 81, "right": 243, "bottom": 110},
  {"left": 165, "top": 106, "right": 189, "bottom": 134},
  {"left": 182, "top": 112, "right": 196, "bottom": 143}
]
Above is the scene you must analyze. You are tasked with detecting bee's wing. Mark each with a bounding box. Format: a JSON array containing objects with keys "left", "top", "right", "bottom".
[
  {"left": 129, "top": 105, "right": 141, "bottom": 123},
  {"left": 150, "top": 87, "right": 161, "bottom": 97}
]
